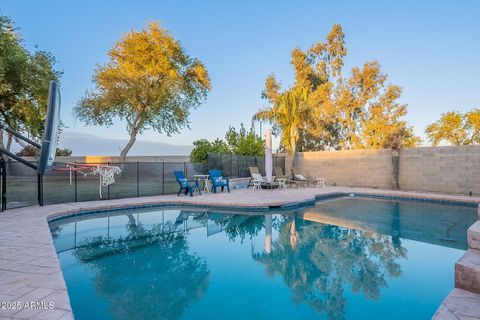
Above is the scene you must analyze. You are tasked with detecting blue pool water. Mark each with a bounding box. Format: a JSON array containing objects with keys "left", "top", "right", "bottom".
[{"left": 50, "top": 196, "right": 477, "bottom": 320}]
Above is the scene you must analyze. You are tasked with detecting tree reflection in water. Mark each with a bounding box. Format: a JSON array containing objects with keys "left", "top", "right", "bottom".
[
  {"left": 73, "top": 214, "right": 210, "bottom": 320},
  {"left": 222, "top": 215, "right": 265, "bottom": 243},
  {"left": 64, "top": 210, "right": 407, "bottom": 320},
  {"left": 252, "top": 215, "right": 407, "bottom": 320}
]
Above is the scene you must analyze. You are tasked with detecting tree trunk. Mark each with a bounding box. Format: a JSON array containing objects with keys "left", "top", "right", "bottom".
[
  {"left": 127, "top": 214, "right": 137, "bottom": 227},
  {"left": 120, "top": 129, "right": 138, "bottom": 162},
  {"left": 289, "top": 132, "right": 297, "bottom": 178},
  {"left": 120, "top": 112, "right": 145, "bottom": 162}
]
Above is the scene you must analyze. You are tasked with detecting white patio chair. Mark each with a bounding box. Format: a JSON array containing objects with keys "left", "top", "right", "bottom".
[{"left": 251, "top": 173, "right": 264, "bottom": 191}]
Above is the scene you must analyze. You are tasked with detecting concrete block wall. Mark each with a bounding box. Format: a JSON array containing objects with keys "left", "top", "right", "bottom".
[
  {"left": 294, "top": 149, "right": 395, "bottom": 189},
  {"left": 294, "top": 145, "right": 480, "bottom": 195},
  {"left": 399, "top": 146, "right": 480, "bottom": 195}
]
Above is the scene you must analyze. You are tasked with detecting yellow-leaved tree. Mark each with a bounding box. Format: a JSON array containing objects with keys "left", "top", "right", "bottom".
[
  {"left": 254, "top": 24, "right": 420, "bottom": 160},
  {"left": 425, "top": 109, "right": 480, "bottom": 146},
  {"left": 75, "top": 22, "right": 211, "bottom": 160}
]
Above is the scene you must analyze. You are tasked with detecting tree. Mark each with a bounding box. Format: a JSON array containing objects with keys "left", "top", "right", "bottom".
[
  {"left": 331, "top": 63, "right": 421, "bottom": 149},
  {"left": 225, "top": 123, "right": 264, "bottom": 156},
  {"left": 190, "top": 123, "right": 265, "bottom": 162},
  {"left": 55, "top": 147, "right": 73, "bottom": 156},
  {"left": 254, "top": 24, "right": 420, "bottom": 155},
  {"left": 0, "top": 15, "right": 61, "bottom": 150},
  {"left": 254, "top": 87, "right": 309, "bottom": 158},
  {"left": 189, "top": 138, "right": 230, "bottom": 163},
  {"left": 16, "top": 145, "right": 72, "bottom": 157},
  {"left": 75, "top": 22, "right": 211, "bottom": 161},
  {"left": 295, "top": 129, "right": 336, "bottom": 152},
  {"left": 254, "top": 24, "right": 346, "bottom": 157},
  {"left": 425, "top": 109, "right": 480, "bottom": 146}
]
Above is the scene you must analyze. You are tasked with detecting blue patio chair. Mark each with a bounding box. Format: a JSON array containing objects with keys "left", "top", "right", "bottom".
[
  {"left": 208, "top": 170, "right": 230, "bottom": 193},
  {"left": 174, "top": 171, "right": 200, "bottom": 197}
]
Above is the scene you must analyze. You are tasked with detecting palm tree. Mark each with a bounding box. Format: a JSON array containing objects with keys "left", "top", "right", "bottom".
[{"left": 253, "top": 88, "right": 309, "bottom": 169}]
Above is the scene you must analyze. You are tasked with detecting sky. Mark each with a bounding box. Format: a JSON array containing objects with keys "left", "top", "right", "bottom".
[{"left": 1, "top": 0, "right": 479, "bottom": 155}]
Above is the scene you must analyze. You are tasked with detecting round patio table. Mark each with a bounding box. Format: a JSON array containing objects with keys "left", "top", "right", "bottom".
[{"left": 193, "top": 175, "right": 210, "bottom": 194}]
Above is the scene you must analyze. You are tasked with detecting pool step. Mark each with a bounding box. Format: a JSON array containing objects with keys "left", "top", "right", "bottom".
[
  {"left": 468, "top": 221, "right": 480, "bottom": 250},
  {"left": 432, "top": 288, "right": 480, "bottom": 319},
  {"left": 455, "top": 248, "right": 480, "bottom": 294}
]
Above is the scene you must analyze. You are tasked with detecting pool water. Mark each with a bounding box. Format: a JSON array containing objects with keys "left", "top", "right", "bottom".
[{"left": 50, "top": 197, "right": 477, "bottom": 320}]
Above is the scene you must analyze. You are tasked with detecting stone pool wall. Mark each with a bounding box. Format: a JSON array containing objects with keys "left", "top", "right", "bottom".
[
  {"left": 292, "top": 145, "right": 480, "bottom": 195},
  {"left": 433, "top": 205, "right": 480, "bottom": 319}
]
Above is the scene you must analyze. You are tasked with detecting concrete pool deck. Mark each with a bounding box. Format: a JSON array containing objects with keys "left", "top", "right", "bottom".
[{"left": 0, "top": 186, "right": 479, "bottom": 319}]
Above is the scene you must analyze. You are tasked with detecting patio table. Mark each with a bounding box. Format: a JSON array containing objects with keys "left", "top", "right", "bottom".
[{"left": 193, "top": 174, "right": 210, "bottom": 194}]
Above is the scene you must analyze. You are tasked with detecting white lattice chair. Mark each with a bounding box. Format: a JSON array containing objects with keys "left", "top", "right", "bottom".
[
  {"left": 315, "top": 177, "right": 326, "bottom": 189},
  {"left": 251, "top": 173, "right": 264, "bottom": 191}
]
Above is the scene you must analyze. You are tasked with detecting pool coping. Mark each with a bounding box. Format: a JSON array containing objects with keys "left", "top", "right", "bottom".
[
  {"left": 47, "top": 190, "right": 480, "bottom": 224},
  {"left": 1, "top": 186, "right": 480, "bottom": 319}
]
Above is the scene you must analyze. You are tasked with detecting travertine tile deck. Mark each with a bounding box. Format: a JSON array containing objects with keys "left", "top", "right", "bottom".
[
  {"left": 433, "top": 289, "right": 480, "bottom": 320},
  {"left": 0, "top": 186, "right": 479, "bottom": 319}
]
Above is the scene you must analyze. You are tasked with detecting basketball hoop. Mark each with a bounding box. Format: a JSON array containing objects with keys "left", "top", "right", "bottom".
[
  {"left": 59, "top": 163, "right": 122, "bottom": 199},
  {"left": 94, "top": 165, "right": 122, "bottom": 187}
]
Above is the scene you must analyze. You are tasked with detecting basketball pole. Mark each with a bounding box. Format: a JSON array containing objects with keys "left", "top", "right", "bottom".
[
  {"left": 0, "top": 138, "right": 44, "bottom": 208},
  {"left": 0, "top": 145, "right": 38, "bottom": 170},
  {"left": 0, "top": 81, "right": 59, "bottom": 210},
  {"left": 0, "top": 127, "right": 44, "bottom": 208},
  {"left": 0, "top": 123, "right": 42, "bottom": 149}
]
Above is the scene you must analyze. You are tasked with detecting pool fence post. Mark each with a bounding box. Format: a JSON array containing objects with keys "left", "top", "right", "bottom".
[
  {"left": 205, "top": 154, "right": 209, "bottom": 174},
  {"left": 74, "top": 161, "right": 78, "bottom": 202},
  {"left": 107, "top": 162, "right": 110, "bottom": 200},
  {"left": 245, "top": 156, "right": 248, "bottom": 177},
  {"left": 136, "top": 161, "right": 139, "bottom": 197},
  {"left": 37, "top": 173, "right": 44, "bottom": 206},
  {"left": 162, "top": 162, "right": 165, "bottom": 195}
]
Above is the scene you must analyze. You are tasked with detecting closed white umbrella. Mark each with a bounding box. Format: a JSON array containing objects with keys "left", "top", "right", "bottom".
[{"left": 265, "top": 129, "right": 273, "bottom": 183}]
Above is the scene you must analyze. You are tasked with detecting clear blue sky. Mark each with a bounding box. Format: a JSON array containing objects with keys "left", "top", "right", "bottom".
[{"left": 2, "top": 0, "right": 479, "bottom": 155}]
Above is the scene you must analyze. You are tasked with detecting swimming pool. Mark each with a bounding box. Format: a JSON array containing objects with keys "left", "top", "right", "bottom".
[{"left": 49, "top": 195, "right": 477, "bottom": 320}]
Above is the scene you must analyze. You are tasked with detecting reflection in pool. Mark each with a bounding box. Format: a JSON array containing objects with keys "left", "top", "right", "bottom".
[{"left": 50, "top": 197, "right": 477, "bottom": 320}]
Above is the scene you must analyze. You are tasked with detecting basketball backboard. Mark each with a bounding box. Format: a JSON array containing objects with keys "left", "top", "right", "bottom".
[{"left": 37, "top": 81, "right": 61, "bottom": 175}]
